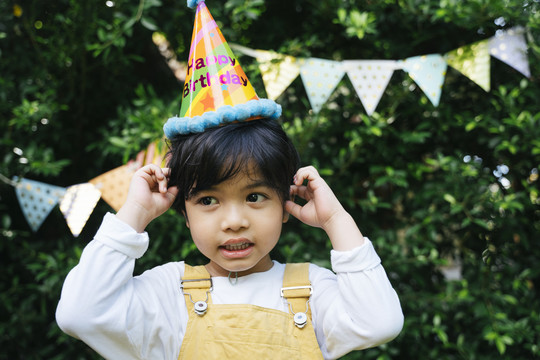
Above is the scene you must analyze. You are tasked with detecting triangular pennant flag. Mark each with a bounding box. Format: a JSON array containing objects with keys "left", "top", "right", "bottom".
[
  {"left": 299, "top": 58, "right": 345, "bottom": 114},
  {"left": 343, "top": 60, "right": 396, "bottom": 115},
  {"left": 400, "top": 54, "right": 448, "bottom": 107},
  {"left": 256, "top": 50, "right": 300, "bottom": 100},
  {"left": 89, "top": 164, "right": 137, "bottom": 212},
  {"left": 144, "top": 139, "right": 168, "bottom": 167},
  {"left": 445, "top": 40, "right": 491, "bottom": 92},
  {"left": 59, "top": 183, "right": 102, "bottom": 237},
  {"left": 13, "top": 177, "right": 66, "bottom": 232},
  {"left": 489, "top": 27, "right": 530, "bottom": 78}
]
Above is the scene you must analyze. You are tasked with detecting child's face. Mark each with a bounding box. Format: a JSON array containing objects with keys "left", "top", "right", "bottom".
[{"left": 184, "top": 169, "right": 288, "bottom": 277}]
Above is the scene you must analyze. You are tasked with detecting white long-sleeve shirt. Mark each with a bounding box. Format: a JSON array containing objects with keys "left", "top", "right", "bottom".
[{"left": 56, "top": 213, "right": 403, "bottom": 360}]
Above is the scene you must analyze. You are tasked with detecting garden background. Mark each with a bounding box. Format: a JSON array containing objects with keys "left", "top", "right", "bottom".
[{"left": 1, "top": 0, "right": 539, "bottom": 358}]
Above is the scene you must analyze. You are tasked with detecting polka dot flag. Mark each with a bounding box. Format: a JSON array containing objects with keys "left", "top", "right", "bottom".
[
  {"left": 14, "top": 177, "right": 66, "bottom": 232},
  {"left": 9, "top": 29, "right": 533, "bottom": 237},
  {"left": 89, "top": 164, "right": 136, "bottom": 212},
  {"left": 400, "top": 54, "right": 448, "bottom": 107},
  {"left": 445, "top": 39, "right": 491, "bottom": 92},
  {"left": 231, "top": 28, "right": 531, "bottom": 114},
  {"left": 257, "top": 51, "right": 300, "bottom": 101},
  {"left": 343, "top": 60, "right": 397, "bottom": 115},
  {"left": 299, "top": 58, "right": 346, "bottom": 114},
  {"left": 489, "top": 27, "right": 530, "bottom": 78}
]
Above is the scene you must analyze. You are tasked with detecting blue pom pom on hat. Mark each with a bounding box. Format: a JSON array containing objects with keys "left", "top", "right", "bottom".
[
  {"left": 164, "top": 0, "right": 281, "bottom": 138},
  {"left": 186, "top": 0, "right": 204, "bottom": 9}
]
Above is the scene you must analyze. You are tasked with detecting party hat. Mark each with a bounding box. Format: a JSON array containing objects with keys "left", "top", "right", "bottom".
[{"left": 164, "top": 0, "right": 281, "bottom": 138}]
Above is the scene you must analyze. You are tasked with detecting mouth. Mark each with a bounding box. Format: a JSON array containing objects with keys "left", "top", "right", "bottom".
[
  {"left": 222, "top": 242, "right": 252, "bottom": 251},
  {"left": 219, "top": 239, "right": 254, "bottom": 258}
]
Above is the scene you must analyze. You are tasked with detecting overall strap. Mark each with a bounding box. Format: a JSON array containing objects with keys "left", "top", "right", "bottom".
[
  {"left": 281, "top": 263, "right": 313, "bottom": 321},
  {"left": 181, "top": 265, "right": 213, "bottom": 315}
]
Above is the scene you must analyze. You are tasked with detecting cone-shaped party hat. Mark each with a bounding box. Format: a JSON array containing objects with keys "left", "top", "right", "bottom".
[{"left": 164, "top": 0, "right": 281, "bottom": 138}]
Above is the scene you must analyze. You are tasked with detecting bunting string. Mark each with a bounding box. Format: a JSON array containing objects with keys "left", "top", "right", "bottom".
[
  {"left": 231, "top": 26, "right": 531, "bottom": 115},
  {"left": 4, "top": 140, "right": 167, "bottom": 237},
  {"left": 4, "top": 27, "right": 531, "bottom": 236}
]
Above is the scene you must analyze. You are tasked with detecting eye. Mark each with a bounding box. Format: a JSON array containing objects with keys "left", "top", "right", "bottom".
[
  {"left": 199, "top": 196, "right": 217, "bottom": 206},
  {"left": 246, "top": 193, "right": 266, "bottom": 203}
]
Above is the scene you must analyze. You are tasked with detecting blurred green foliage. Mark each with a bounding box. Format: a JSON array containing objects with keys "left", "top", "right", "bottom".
[{"left": 1, "top": 0, "right": 539, "bottom": 358}]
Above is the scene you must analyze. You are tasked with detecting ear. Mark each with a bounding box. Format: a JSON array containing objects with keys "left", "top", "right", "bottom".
[
  {"left": 282, "top": 192, "right": 294, "bottom": 223},
  {"left": 282, "top": 202, "right": 290, "bottom": 223},
  {"left": 182, "top": 211, "right": 190, "bottom": 228},
  {"left": 282, "top": 211, "right": 289, "bottom": 223}
]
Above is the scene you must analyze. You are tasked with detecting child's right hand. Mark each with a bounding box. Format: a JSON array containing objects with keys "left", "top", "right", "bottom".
[{"left": 116, "top": 164, "right": 179, "bottom": 233}]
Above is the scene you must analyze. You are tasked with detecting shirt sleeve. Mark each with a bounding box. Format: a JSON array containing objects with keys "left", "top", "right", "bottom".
[
  {"left": 55, "top": 213, "right": 186, "bottom": 360},
  {"left": 310, "top": 238, "right": 404, "bottom": 359}
]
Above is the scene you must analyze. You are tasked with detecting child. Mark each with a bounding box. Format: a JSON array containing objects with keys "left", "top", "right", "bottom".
[
  {"left": 56, "top": 119, "right": 403, "bottom": 359},
  {"left": 56, "top": 1, "right": 403, "bottom": 358}
]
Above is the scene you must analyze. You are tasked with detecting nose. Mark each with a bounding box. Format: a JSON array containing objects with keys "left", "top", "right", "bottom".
[{"left": 221, "top": 203, "right": 249, "bottom": 231}]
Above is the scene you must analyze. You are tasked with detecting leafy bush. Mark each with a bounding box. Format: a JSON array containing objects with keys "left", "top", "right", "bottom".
[{"left": 1, "top": 0, "right": 538, "bottom": 358}]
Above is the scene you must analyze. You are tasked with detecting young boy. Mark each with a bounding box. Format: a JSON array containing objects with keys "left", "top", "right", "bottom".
[
  {"left": 56, "top": 1, "right": 403, "bottom": 358},
  {"left": 56, "top": 120, "right": 403, "bottom": 359}
]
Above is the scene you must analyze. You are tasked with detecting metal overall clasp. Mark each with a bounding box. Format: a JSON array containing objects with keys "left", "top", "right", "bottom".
[
  {"left": 281, "top": 285, "right": 313, "bottom": 328},
  {"left": 181, "top": 278, "right": 213, "bottom": 316}
]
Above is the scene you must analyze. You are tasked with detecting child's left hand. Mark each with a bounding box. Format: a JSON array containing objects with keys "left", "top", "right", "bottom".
[
  {"left": 285, "top": 166, "right": 365, "bottom": 251},
  {"left": 286, "top": 166, "right": 344, "bottom": 229}
]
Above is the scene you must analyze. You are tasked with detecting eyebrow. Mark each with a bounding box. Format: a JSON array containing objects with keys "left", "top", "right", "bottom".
[
  {"left": 244, "top": 180, "right": 272, "bottom": 190},
  {"left": 191, "top": 179, "right": 272, "bottom": 195}
]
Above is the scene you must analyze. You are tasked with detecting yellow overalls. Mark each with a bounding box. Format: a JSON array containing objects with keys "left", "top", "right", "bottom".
[{"left": 178, "top": 264, "right": 324, "bottom": 359}]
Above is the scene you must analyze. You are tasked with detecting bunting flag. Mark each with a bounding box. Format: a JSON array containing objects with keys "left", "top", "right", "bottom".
[
  {"left": 400, "top": 54, "right": 448, "bottom": 107},
  {"left": 59, "top": 183, "right": 102, "bottom": 237},
  {"left": 13, "top": 178, "right": 66, "bottom": 232},
  {"left": 445, "top": 39, "right": 491, "bottom": 92},
  {"left": 6, "top": 139, "right": 170, "bottom": 236},
  {"left": 89, "top": 164, "right": 136, "bottom": 212},
  {"left": 143, "top": 139, "right": 168, "bottom": 167},
  {"left": 231, "top": 27, "right": 530, "bottom": 114},
  {"left": 343, "top": 60, "right": 397, "bottom": 115},
  {"left": 6, "top": 30, "right": 534, "bottom": 238},
  {"left": 489, "top": 27, "right": 530, "bottom": 78},
  {"left": 256, "top": 50, "right": 301, "bottom": 100},
  {"left": 88, "top": 140, "right": 166, "bottom": 212},
  {"left": 299, "top": 58, "right": 346, "bottom": 113}
]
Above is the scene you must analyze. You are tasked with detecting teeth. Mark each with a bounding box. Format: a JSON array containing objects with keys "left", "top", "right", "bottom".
[{"left": 224, "top": 243, "right": 250, "bottom": 251}]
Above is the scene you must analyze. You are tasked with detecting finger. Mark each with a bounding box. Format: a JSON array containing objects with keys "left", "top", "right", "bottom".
[
  {"left": 156, "top": 172, "right": 170, "bottom": 193},
  {"left": 148, "top": 165, "right": 168, "bottom": 183},
  {"left": 285, "top": 200, "right": 303, "bottom": 220},
  {"left": 140, "top": 164, "right": 168, "bottom": 192},
  {"left": 290, "top": 185, "right": 312, "bottom": 201},
  {"left": 159, "top": 168, "right": 173, "bottom": 192},
  {"left": 289, "top": 184, "right": 299, "bottom": 196},
  {"left": 167, "top": 185, "right": 179, "bottom": 198},
  {"left": 153, "top": 166, "right": 166, "bottom": 181},
  {"left": 140, "top": 163, "right": 161, "bottom": 176},
  {"left": 164, "top": 186, "right": 179, "bottom": 203},
  {"left": 293, "top": 166, "right": 320, "bottom": 186}
]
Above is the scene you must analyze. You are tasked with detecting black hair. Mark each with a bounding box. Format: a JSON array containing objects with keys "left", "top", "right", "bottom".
[{"left": 167, "top": 119, "right": 300, "bottom": 214}]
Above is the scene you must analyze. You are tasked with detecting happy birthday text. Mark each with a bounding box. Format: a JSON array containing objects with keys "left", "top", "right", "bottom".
[{"left": 183, "top": 55, "right": 248, "bottom": 98}]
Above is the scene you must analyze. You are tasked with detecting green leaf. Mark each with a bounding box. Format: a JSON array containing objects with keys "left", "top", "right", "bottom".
[
  {"left": 443, "top": 193, "right": 456, "bottom": 204},
  {"left": 109, "top": 136, "right": 129, "bottom": 148},
  {"left": 495, "top": 337, "right": 507, "bottom": 354},
  {"left": 141, "top": 17, "right": 158, "bottom": 31},
  {"left": 370, "top": 126, "right": 382, "bottom": 136}
]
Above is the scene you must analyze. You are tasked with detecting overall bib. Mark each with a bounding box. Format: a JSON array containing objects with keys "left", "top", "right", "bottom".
[{"left": 178, "top": 264, "right": 324, "bottom": 359}]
